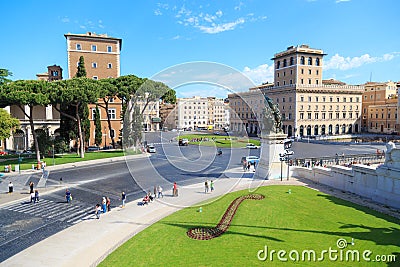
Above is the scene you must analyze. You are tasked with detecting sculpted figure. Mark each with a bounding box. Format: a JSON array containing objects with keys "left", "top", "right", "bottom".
[{"left": 262, "top": 95, "right": 283, "bottom": 134}]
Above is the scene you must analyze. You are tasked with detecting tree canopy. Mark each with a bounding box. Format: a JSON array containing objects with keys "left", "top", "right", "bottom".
[{"left": 0, "top": 109, "right": 19, "bottom": 141}]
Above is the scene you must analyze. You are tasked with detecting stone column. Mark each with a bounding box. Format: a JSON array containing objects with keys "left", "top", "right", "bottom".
[{"left": 254, "top": 133, "right": 287, "bottom": 180}]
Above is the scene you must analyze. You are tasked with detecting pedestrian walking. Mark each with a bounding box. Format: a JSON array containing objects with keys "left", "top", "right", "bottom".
[
  {"left": 95, "top": 204, "right": 101, "bottom": 219},
  {"left": 65, "top": 189, "right": 72, "bottom": 203},
  {"left": 106, "top": 197, "right": 111, "bottom": 212},
  {"left": 173, "top": 182, "right": 178, "bottom": 197},
  {"left": 8, "top": 181, "right": 13, "bottom": 193},
  {"left": 121, "top": 191, "right": 126, "bottom": 208},
  {"left": 34, "top": 190, "right": 39, "bottom": 203},
  {"left": 30, "top": 191, "right": 35, "bottom": 203},
  {"left": 157, "top": 185, "right": 163, "bottom": 198},
  {"left": 210, "top": 180, "right": 214, "bottom": 192},
  {"left": 242, "top": 160, "right": 247, "bottom": 172},
  {"left": 247, "top": 162, "right": 251, "bottom": 171},
  {"left": 205, "top": 180, "right": 209, "bottom": 194},
  {"left": 102, "top": 197, "right": 107, "bottom": 213},
  {"left": 29, "top": 181, "right": 34, "bottom": 194},
  {"left": 153, "top": 186, "right": 157, "bottom": 198}
]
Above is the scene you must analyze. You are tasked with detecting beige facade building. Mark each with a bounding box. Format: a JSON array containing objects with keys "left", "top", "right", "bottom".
[
  {"left": 65, "top": 32, "right": 123, "bottom": 146},
  {"left": 229, "top": 45, "right": 364, "bottom": 137},
  {"left": 137, "top": 100, "right": 160, "bottom": 132},
  {"left": 207, "top": 97, "right": 229, "bottom": 130},
  {"left": 361, "top": 81, "right": 398, "bottom": 133},
  {"left": 176, "top": 97, "right": 209, "bottom": 130}
]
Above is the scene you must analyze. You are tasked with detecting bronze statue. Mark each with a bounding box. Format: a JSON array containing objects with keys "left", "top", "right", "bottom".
[{"left": 262, "top": 95, "right": 283, "bottom": 134}]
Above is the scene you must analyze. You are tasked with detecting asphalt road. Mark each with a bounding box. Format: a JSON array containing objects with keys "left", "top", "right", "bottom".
[
  {"left": 0, "top": 131, "right": 385, "bottom": 262},
  {"left": 0, "top": 131, "right": 258, "bottom": 262}
]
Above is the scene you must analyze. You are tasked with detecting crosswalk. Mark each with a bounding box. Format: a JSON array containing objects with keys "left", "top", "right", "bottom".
[{"left": 1, "top": 199, "right": 95, "bottom": 224}]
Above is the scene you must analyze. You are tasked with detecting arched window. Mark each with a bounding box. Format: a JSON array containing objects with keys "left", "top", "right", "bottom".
[
  {"left": 290, "top": 57, "right": 294, "bottom": 65},
  {"left": 308, "top": 57, "right": 312, "bottom": 65},
  {"left": 277, "top": 61, "right": 280, "bottom": 69},
  {"left": 315, "top": 58, "right": 320, "bottom": 66},
  {"left": 300, "top": 56, "right": 305, "bottom": 65},
  {"left": 283, "top": 59, "right": 287, "bottom": 67}
]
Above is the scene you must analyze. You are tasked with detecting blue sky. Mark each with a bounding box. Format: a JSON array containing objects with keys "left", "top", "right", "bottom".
[{"left": 1, "top": 0, "right": 399, "bottom": 98}]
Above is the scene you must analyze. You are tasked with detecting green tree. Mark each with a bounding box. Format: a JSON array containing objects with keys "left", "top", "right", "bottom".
[
  {"left": 97, "top": 79, "right": 118, "bottom": 148},
  {"left": 0, "top": 109, "right": 19, "bottom": 141},
  {"left": 81, "top": 104, "right": 90, "bottom": 145},
  {"left": 161, "top": 89, "right": 177, "bottom": 104},
  {"left": 49, "top": 78, "right": 100, "bottom": 158},
  {"left": 0, "top": 80, "right": 50, "bottom": 162},
  {"left": 0, "top": 69, "right": 13, "bottom": 85},
  {"left": 94, "top": 105, "right": 102, "bottom": 146},
  {"left": 75, "top": 56, "right": 87, "bottom": 78}
]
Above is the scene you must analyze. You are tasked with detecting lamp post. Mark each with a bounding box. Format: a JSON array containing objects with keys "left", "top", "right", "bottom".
[
  {"left": 52, "top": 144, "right": 55, "bottom": 166},
  {"left": 104, "top": 126, "right": 107, "bottom": 148}
]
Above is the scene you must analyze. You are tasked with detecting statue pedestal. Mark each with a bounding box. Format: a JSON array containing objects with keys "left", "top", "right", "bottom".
[{"left": 254, "top": 133, "right": 287, "bottom": 180}]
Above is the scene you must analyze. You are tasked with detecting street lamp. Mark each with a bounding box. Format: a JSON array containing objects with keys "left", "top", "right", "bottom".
[
  {"left": 104, "top": 126, "right": 107, "bottom": 147},
  {"left": 51, "top": 134, "right": 55, "bottom": 166}
]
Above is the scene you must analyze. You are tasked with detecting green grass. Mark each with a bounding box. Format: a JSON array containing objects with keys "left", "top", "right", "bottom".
[
  {"left": 178, "top": 134, "right": 260, "bottom": 148},
  {"left": 99, "top": 185, "right": 400, "bottom": 267},
  {"left": 0, "top": 150, "right": 125, "bottom": 172}
]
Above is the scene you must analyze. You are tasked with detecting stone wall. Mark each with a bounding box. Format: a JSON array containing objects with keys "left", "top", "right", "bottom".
[{"left": 291, "top": 145, "right": 400, "bottom": 209}]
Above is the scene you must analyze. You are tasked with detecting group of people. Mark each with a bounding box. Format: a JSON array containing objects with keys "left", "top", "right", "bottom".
[
  {"left": 204, "top": 180, "right": 214, "bottom": 194},
  {"left": 141, "top": 185, "right": 165, "bottom": 205},
  {"left": 242, "top": 161, "right": 256, "bottom": 172},
  {"left": 28, "top": 181, "right": 39, "bottom": 203},
  {"left": 95, "top": 196, "right": 111, "bottom": 219}
]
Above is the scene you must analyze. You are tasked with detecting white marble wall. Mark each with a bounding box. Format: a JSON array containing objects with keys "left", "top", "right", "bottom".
[{"left": 291, "top": 146, "right": 400, "bottom": 209}]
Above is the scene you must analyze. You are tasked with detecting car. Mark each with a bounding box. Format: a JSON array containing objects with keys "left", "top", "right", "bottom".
[
  {"left": 242, "top": 156, "right": 260, "bottom": 164},
  {"left": 214, "top": 131, "right": 220, "bottom": 135},
  {"left": 87, "top": 146, "right": 100, "bottom": 152},
  {"left": 246, "top": 143, "right": 258, "bottom": 149},
  {"left": 147, "top": 145, "right": 156, "bottom": 153},
  {"left": 179, "top": 138, "right": 189, "bottom": 146},
  {"left": 0, "top": 151, "right": 8, "bottom": 155}
]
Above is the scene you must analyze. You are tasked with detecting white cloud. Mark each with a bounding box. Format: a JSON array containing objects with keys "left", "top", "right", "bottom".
[
  {"left": 335, "top": 0, "right": 350, "bottom": 3},
  {"left": 234, "top": 2, "right": 244, "bottom": 11},
  {"left": 324, "top": 52, "right": 399, "bottom": 71},
  {"left": 60, "top": 16, "right": 70, "bottom": 23},
  {"left": 154, "top": 9, "right": 162, "bottom": 16},
  {"left": 216, "top": 10, "right": 223, "bottom": 17},
  {"left": 242, "top": 64, "right": 274, "bottom": 85},
  {"left": 197, "top": 18, "right": 245, "bottom": 34},
  {"left": 172, "top": 35, "right": 181, "bottom": 40}
]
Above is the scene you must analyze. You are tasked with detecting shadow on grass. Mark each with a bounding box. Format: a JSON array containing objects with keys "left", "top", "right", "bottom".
[{"left": 162, "top": 221, "right": 284, "bottom": 242}]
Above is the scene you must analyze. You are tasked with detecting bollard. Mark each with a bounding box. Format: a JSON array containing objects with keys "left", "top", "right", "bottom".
[
  {"left": 288, "top": 189, "right": 291, "bottom": 194},
  {"left": 199, "top": 207, "right": 202, "bottom": 212}
]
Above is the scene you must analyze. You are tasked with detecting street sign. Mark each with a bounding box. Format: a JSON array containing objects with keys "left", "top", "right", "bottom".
[{"left": 284, "top": 140, "right": 293, "bottom": 150}]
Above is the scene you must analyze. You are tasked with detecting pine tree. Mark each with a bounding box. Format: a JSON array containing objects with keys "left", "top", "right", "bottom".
[
  {"left": 75, "top": 56, "right": 87, "bottom": 78},
  {"left": 94, "top": 105, "right": 103, "bottom": 146}
]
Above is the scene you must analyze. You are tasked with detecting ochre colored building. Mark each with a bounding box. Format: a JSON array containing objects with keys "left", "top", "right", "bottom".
[{"left": 65, "top": 32, "right": 123, "bottom": 147}]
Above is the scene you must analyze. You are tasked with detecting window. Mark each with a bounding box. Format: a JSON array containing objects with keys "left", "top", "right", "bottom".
[
  {"left": 330, "top": 97, "right": 333, "bottom": 102},
  {"left": 277, "top": 82, "right": 280, "bottom": 86},
  {"left": 308, "top": 96, "right": 312, "bottom": 102},
  {"left": 301, "top": 69, "right": 304, "bottom": 74},
  {"left": 300, "top": 96, "right": 304, "bottom": 102},
  {"left": 350, "top": 97, "right": 353, "bottom": 102},
  {"left": 308, "top": 79, "right": 311, "bottom": 84},
  {"left": 336, "top": 113, "right": 339, "bottom": 119},
  {"left": 283, "top": 98, "right": 286, "bottom": 102},
  {"left": 107, "top": 46, "right": 112, "bottom": 52},
  {"left": 316, "top": 70, "right": 319, "bottom": 75},
  {"left": 316, "top": 79, "right": 319, "bottom": 85},
  {"left": 300, "top": 113, "right": 304, "bottom": 119},
  {"left": 336, "top": 97, "right": 340, "bottom": 102},
  {"left": 308, "top": 113, "right": 312, "bottom": 119},
  {"left": 300, "top": 56, "right": 305, "bottom": 65},
  {"left": 349, "top": 113, "right": 353, "bottom": 119},
  {"left": 290, "top": 57, "right": 294, "bottom": 65},
  {"left": 343, "top": 97, "right": 346, "bottom": 102},
  {"left": 290, "top": 79, "right": 293, "bottom": 84},
  {"left": 92, "top": 62, "right": 97, "bottom": 68},
  {"left": 288, "top": 113, "right": 292, "bottom": 119},
  {"left": 301, "top": 79, "right": 304, "bottom": 84},
  {"left": 308, "top": 69, "right": 312, "bottom": 75},
  {"left": 283, "top": 71, "right": 286, "bottom": 76},
  {"left": 51, "top": 71, "right": 58, "bottom": 76},
  {"left": 277, "top": 61, "right": 280, "bottom": 69},
  {"left": 329, "top": 113, "right": 333, "bottom": 119},
  {"left": 91, "top": 45, "right": 97, "bottom": 51},
  {"left": 316, "top": 97, "right": 319, "bottom": 102},
  {"left": 308, "top": 57, "right": 312, "bottom": 65},
  {"left": 322, "top": 113, "right": 326, "bottom": 119},
  {"left": 277, "top": 73, "right": 280, "bottom": 78},
  {"left": 323, "top": 97, "right": 326, "bottom": 102},
  {"left": 289, "top": 97, "right": 292, "bottom": 102},
  {"left": 109, "top": 97, "right": 115, "bottom": 103},
  {"left": 93, "top": 76, "right": 98, "bottom": 80},
  {"left": 316, "top": 58, "right": 320, "bottom": 66},
  {"left": 108, "top": 63, "right": 112, "bottom": 69},
  {"left": 315, "top": 113, "right": 319, "bottom": 119},
  {"left": 76, "top": 44, "right": 81, "bottom": 50},
  {"left": 283, "top": 59, "right": 287, "bottom": 67},
  {"left": 343, "top": 113, "right": 346, "bottom": 119},
  {"left": 91, "top": 108, "right": 99, "bottom": 120},
  {"left": 108, "top": 109, "right": 116, "bottom": 119}
]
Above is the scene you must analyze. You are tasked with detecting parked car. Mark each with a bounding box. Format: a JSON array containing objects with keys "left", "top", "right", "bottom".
[
  {"left": 147, "top": 145, "right": 156, "bottom": 153},
  {"left": 0, "top": 151, "right": 8, "bottom": 155},
  {"left": 87, "top": 146, "right": 100, "bottom": 152},
  {"left": 246, "top": 143, "right": 259, "bottom": 149},
  {"left": 179, "top": 139, "right": 189, "bottom": 146},
  {"left": 241, "top": 156, "right": 260, "bottom": 164}
]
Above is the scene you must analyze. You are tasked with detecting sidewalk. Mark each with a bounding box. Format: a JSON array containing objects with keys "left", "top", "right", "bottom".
[{"left": 1, "top": 165, "right": 302, "bottom": 267}]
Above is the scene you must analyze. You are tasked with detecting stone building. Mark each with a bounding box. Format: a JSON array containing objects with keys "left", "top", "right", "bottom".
[
  {"left": 229, "top": 45, "right": 364, "bottom": 137},
  {"left": 176, "top": 96, "right": 209, "bottom": 130},
  {"left": 65, "top": 32, "right": 123, "bottom": 146},
  {"left": 361, "top": 81, "right": 398, "bottom": 133}
]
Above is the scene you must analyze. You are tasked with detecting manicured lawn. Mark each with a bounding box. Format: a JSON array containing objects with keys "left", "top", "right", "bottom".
[
  {"left": 100, "top": 185, "right": 399, "bottom": 267},
  {"left": 178, "top": 134, "right": 261, "bottom": 148},
  {"left": 0, "top": 150, "right": 125, "bottom": 172}
]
